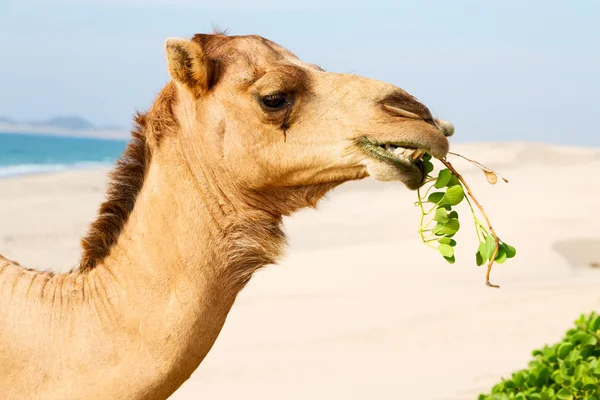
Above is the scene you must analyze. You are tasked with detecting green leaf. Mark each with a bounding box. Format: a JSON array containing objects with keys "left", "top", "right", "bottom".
[
  {"left": 505, "top": 244, "right": 517, "bottom": 258},
  {"left": 556, "top": 388, "right": 572, "bottom": 400},
  {"left": 573, "top": 332, "right": 597, "bottom": 346},
  {"left": 428, "top": 192, "right": 445, "bottom": 204},
  {"left": 448, "top": 211, "right": 459, "bottom": 220},
  {"left": 434, "top": 169, "right": 452, "bottom": 188},
  {"left": 483, "top": 234, "right": 497, "bottom": 260},
  {"left": 582, "top": 376, "right": 597, "bottom": 385},
  {"left": 535, "top": 373, "right": 550, "bottom": 387},
  {"left": 444, "top": 255, "right": 456, "bottom": 264},
  {"left": 438, "top": 244, "right": 454, "bottom": 258},
  {"left": 554, "top": 371, "right": 565, "bottom": 385},
  {"left": 438, "top": 237, "right": 451, "bottom": 245},
  {"left": 561, "top": 359, "right": 574, "bottom": 374},
  {"left": 476, "top": 240, "right": 488, "bottom": 266},
  {"left": 433, "top": 207, "right": 450, "bottom": 223},
  {"left": 441, "top": 238, "right": 458, "bottom": 247},
  {"left": 513, "top": 372, "right": 525, "bottom": 386},
  {"left": 502, "top": 380, "right": 515, "bottom": 389},
  {"left": 558, "top": 343, "right": 574, "bottom": 359},
  {"left": 573, "top": 363, "right": 587, "bottom": 387},
  {"left": 476, "top": 251, "right": 485, "bottom": 266},
  {"left": 423, "top": 160, "right": 434, "bottom": 175},
  {"left": 582, "top": 376, "right": 598, "bottom": 391},
  {"left": 574, "top": 364, "right": 586, "bottom": 380},
  {"left": 433, "top": 218, "right": 460, "bottom": 236},
  {"left": 580, "top": 346, "right": 594, "bottom": 359},
  {"left": 584, "top": 334, "right": 598, "bottom": 346},
  {"left": 442, "top": 185, "right": 465, "bottom": 206},
  {"left": 478, "top": 241, "right": 487, "bottom": 259},
  {"left": 583, "top": 384, "right": 598, "bottom": 393},
  {"left": 591, "top": 315, "right": 600, "bottom": 332},
  {"left": 447, "top": 174, "right": 460, "bottom": 187},
  {"left": 495, "top": 245, "right": 508, "bottom": 264}
]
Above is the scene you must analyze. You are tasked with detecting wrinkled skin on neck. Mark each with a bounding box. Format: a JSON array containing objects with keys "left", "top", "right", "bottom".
[{"left": 0, "top": 33, "right": 452, "bottom": 400}]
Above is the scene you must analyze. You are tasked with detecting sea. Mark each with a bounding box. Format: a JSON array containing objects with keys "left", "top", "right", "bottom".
[{"left": 0, "top": 132, "right": 127, "bottom": 179}]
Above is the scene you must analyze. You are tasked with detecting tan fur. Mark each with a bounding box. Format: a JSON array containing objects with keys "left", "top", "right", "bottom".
[
  {"left": 0, "top": 34, "right": 450, "bottom": 399},
  {"left": 166, "top": 39, "right": 214, "bottom": 98},
  {"left": 79, "top": 84, "right": 178, "bottom": 270}
]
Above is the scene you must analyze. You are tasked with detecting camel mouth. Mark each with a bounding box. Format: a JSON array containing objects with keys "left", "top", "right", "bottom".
[
  {"left": 355, "top": 138, "right": 432, "bottom": 189},
  {"left": 370, "top": 143, "right": 428, "bottom": 163}
]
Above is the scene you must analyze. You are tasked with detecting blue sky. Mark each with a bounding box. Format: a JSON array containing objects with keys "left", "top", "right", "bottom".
[{"left": 1, "top": 0, "right": 598, "bottom": 145}]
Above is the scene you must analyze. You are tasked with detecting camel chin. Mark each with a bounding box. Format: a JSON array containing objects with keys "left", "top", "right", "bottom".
[{"left": 365, "top": 159, "right": 424, "bottom": 190}]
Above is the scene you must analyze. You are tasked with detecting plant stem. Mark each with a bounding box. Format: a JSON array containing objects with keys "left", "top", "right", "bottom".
[
  {"left": 417, "top": 187, "right": 429, "bottom": 245},
  {"left": 463, "top": 195, "right": 483, "bottom": 242},
  {"left": 439, "top": 158, "right": 500, "bottom": 288},
  {"left": 448, "top": 152, "right": 494, "bottom": 171},
  {"left": 425, "top": 204, "right": 437, "bottom": 215},
  {"left": 423, "top": 183, "right": 437, "bottom": 198},
  {"left": 418, "top": 185, "right": 441, "bottom": 249},
  {"left": 448, "top": 152, "right": 509, "bottom": 183}
]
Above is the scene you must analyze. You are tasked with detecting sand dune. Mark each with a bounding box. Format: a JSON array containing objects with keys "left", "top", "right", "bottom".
[
  {"left": 1, "top": 142, "right": 599, "bottom": 399},
  {"left": 553, "top": 239, "right": 600, "bottom": 269}
]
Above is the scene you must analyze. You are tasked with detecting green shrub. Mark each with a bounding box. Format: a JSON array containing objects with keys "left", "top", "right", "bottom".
[{"left": 479, "top": 313, "right": 600, "bottom": 400}]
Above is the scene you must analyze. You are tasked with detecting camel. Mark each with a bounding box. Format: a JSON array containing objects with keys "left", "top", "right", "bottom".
[{"left": 0, "top": 33, "right": 454, "bottom": 399}]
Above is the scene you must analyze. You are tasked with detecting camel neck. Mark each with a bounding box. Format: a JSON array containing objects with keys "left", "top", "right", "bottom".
[
  {"left": 85, "top": 141, "right": 285, "bottom": 398},
  {"left": 0, "top": 125, "right": 287, "bottom": 400}
]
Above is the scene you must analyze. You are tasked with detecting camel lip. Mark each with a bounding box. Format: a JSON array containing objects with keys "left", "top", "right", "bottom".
[
  {"left": 356, "top": 136, "right": 448, "bottom": 159},
  {"left": 354, "top": 137, "right": 437, "bottom": 164},
  {"left": 355, "top": 137, "right": 428, "bottom": 188}
]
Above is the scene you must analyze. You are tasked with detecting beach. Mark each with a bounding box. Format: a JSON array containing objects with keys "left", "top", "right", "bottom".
[{"left": 1, "top": 142, "right": 599, "bottom": 399}]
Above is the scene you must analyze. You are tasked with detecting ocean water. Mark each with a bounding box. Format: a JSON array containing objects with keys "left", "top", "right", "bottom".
[{"left": 0, "top": 132, "right": 127, "bottom": 178}]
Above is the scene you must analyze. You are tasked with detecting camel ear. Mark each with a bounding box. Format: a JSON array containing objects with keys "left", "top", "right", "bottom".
[{"left": 165, "top": 38, "right": 212, "bottom": 97}]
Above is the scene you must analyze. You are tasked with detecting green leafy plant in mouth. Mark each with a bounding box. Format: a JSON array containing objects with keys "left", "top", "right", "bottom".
[
  {"left": 479, "top": 313, "right": 600, "bottom": 400},
  {"left": 415, "top": 152, "right": 516, "bottom": 288}
]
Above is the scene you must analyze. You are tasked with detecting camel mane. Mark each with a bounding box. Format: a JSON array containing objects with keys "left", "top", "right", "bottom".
[{"left": 79, "top": 84, "right": 178, "bottom": 270}]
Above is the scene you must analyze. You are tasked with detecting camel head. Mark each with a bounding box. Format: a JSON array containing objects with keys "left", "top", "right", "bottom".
[{"left": 164, "top": 33, "right": 453, "bottom": 202}]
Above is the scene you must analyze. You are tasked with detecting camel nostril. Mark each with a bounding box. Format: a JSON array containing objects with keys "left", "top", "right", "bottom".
[{"left": 435, "top": 119, "right": 455, "bottom": 137}]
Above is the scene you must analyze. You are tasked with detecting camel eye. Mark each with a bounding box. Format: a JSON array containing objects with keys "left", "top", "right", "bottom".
[{"left": 260, "top": 93, "right": 289, "bottom": 111}]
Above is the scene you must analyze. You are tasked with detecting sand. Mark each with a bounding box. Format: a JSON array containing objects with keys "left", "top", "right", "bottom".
[{"left": 1, "top": 142, "right": 600, "bottom": 399}]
